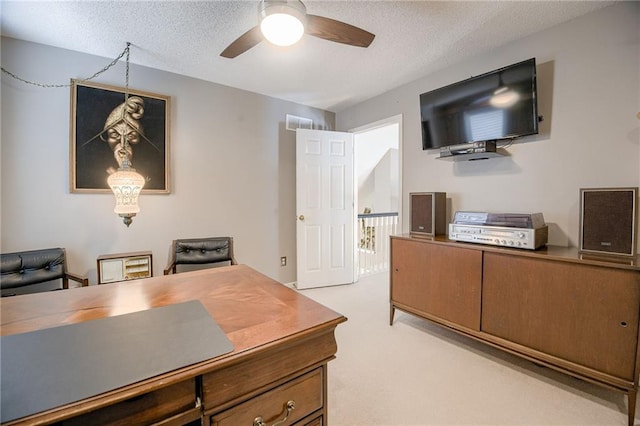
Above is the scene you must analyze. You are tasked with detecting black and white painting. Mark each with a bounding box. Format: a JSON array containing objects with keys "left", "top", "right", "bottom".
[{"left": 70, "top": 80, "right": 170, "bottom": 193}]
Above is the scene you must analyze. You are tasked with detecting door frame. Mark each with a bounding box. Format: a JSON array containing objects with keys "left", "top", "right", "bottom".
[{"left": 350, "top": 114, "right": 403, "bottom": 276}]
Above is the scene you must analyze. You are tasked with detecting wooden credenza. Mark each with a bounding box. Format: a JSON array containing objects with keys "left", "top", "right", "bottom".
[
  {"left": 0, "top": 264, "right": 346, "bottom": 426},
  {"left": 390, "top": 234, "right": 640, "bottom": 426}
]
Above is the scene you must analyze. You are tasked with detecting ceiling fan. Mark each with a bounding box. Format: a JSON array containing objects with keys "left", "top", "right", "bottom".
[{"left": 220, "top": 0, "right": 375, "bottom": 59}]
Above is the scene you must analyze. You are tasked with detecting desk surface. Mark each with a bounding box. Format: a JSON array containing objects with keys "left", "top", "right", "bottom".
[{"left": 0, "top": 264, "right": 347, "bottom": 425}]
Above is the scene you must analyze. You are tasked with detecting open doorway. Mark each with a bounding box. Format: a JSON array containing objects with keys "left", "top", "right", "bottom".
[{"left": 352, "top": 115, "right": 402, "bottom": 276}]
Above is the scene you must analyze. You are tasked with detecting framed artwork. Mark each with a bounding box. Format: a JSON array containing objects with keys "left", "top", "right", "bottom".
[{"left": 70, "top": 80, "right": 171, "bottom": 193}]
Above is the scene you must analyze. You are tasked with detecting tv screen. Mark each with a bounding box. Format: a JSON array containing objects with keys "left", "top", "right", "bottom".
[{"left": 420, "top": 58, "right": 538, "bottom": 150}]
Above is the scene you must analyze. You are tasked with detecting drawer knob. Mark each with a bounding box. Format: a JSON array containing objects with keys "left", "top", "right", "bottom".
[{"left": 253, "top": 400, "right": 295, "bottom": 426}]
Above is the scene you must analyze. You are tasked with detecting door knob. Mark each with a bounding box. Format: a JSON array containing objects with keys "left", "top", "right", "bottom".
[{"left": 298, "top": 215, "right": 305, "bottom": 221}]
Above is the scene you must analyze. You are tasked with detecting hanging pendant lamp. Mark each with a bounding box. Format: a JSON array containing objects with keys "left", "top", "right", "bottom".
[
  {"left": 108, "top": 157, "right": 145, "bottom": 227},
  {"left": 108, "top": 42, "right": 145, "bottom": 227}
]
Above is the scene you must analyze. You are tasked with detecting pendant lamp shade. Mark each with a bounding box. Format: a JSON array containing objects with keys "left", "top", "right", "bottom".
[{"left": 108, "top": 167, "right": 145, "bottom": 227}]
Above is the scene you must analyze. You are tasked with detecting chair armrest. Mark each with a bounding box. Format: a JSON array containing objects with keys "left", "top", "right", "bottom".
[
  {"left": 164, "top": 241, "right": 177, "bottom": 275},
  {"left": 65, "top": 271, "right": 89, "bottom": 287},
  {"left": 163, "top": 263, "right": 175, "bottom": 275}
]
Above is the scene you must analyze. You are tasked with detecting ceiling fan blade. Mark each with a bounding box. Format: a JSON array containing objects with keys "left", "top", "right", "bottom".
[
  {"left": 306, "top": 14, "right": 375, "bottom": 48},
  {"left": 220, "top": 26, "right": 263, "bottom": 58}
]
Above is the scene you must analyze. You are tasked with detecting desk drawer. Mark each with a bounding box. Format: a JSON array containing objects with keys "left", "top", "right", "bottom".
[
  {"left": 61, "top": 378, "right": 197, "bottom": 426},
  {"left": 202, "top": 331, "right": 336, "bottom": 410},
  {"left": 210, "top": 368, "right": 323, "bottom": 426},
  {"left": 298, "top": 415, "right": 323, "bottom": 426}
]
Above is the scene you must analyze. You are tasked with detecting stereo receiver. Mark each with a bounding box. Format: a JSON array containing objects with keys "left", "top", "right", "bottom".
[{"left": 448, "top": 211, "right": 548, "bottom": 250}]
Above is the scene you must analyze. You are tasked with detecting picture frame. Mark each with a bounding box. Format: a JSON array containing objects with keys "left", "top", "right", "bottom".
[{"left": 70, "top": 80, "right": 171, "bottom": 193}]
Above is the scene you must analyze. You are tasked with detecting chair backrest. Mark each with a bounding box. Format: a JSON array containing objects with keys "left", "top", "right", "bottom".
[
  {"left": 168, "top": 237, "right": 237, "bottom": 274},
  {"left": 1, "top": 248, "right": 67, "bottom": 295}
]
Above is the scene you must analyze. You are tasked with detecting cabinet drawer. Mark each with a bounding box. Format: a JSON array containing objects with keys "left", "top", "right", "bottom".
[
  {"left": 61, "top": 378, "right": 196, "bottom": 426},
  {"left": 210, "top": 368, "right": 323, "bottom": 426}
]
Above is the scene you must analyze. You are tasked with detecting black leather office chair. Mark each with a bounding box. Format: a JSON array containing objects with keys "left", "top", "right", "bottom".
[
  {"left": 164, "top": 237, "right": 237, "bottom": 275},
  {"left": 1, "top": 247, "right": 89, "bottom": 297}
]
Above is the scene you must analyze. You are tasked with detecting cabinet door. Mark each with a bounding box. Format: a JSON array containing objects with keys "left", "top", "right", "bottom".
[
  {"left": 391, "top": 238, "right": 482, "bottom": 330},
  {"left": 482, "top": 252, "right": 640, "bottom": 380}
]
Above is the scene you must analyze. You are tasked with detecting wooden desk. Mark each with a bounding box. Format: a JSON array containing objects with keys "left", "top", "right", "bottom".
[{"left": 1, "top": 264, "right": 347, "bottom": 425}]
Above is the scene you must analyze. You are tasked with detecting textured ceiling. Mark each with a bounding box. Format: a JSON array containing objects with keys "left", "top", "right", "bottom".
[{"left": 0, "top": 0, "right": 616, "bottom": 112}]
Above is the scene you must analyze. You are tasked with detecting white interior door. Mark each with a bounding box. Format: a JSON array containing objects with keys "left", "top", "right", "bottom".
[{"left": 296, "top": 129, "right": 355, "bottom": 289}]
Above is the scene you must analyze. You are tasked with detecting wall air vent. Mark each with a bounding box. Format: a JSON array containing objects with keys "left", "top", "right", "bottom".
[{"left": 286, "top": 114, "right": 313, "bottom": 131}]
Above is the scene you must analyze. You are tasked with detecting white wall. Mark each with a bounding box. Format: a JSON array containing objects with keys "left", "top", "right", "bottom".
[
  {"left": 374, "top": 148, "right": 399, "bottom": 213},
  {"left": 355, "top": 124, "right": 399, "bottom": 213},
  {"left": 337, "top": 3, "right": 640, "bottom": 250},
  {"left": 1, "top": 37, "right": 335, "bottom": 284}
]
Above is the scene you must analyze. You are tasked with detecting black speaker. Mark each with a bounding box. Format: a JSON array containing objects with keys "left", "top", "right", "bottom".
[
  {"left": 410, "top": 192, "right": 446, "bottom": 237},
  {"left": 579, "top": 187, "right": 638, "bottom": 257}
]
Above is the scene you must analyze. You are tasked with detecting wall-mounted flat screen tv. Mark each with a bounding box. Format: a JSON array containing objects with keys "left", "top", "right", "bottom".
[{"left": 420, "top": 58, "right": 538, "bottom": 150}]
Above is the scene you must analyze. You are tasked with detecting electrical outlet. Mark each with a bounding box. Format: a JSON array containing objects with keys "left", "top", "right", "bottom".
[{"left": 280, "top": 256, "right": 287, "bottom": 266}]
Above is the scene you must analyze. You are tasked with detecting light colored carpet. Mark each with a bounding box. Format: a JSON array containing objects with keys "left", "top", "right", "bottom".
[{"left": 298, "top": 272, "right": 638, "bottom": 426}]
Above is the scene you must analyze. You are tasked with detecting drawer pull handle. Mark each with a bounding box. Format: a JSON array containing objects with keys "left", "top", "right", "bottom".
[{"left": 253, "top": 400, "right": 295, "bottom": 426}]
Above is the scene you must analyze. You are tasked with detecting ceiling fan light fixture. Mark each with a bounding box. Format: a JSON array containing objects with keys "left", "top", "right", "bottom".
[{"left": 259, "top": 0, "right": 307, "bottom": 47}]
